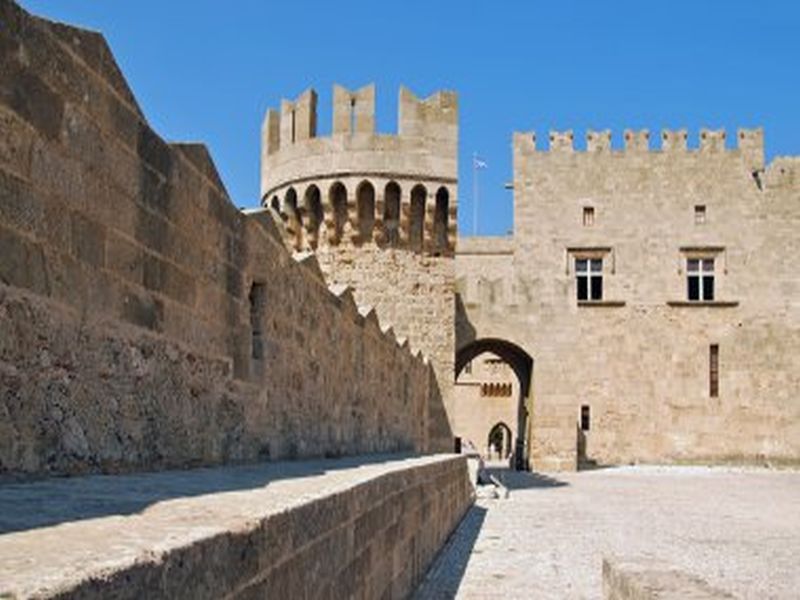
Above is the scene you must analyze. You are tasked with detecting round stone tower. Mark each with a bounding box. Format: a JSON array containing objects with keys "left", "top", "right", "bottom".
[{"left": 260, "top": 84, "right": 458, "bottom": 446}]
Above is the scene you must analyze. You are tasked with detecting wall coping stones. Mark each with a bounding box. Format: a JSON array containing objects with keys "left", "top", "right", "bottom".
[{"left": 0, "top": 454, "right": 469, "bottom": 599}]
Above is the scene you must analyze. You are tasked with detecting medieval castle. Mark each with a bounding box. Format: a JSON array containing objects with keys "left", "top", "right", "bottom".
[
  {"left": 259, "top": 85, "right": 800, "bottom": 472},
  {"left": 0, "top": 0, "right": 798, "bottom": 597}
]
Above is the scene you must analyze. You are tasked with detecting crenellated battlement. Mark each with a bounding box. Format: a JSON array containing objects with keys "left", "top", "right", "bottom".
[
  {"left": 513, "top": 127, "right": 765, "bottom": 170},
  {"left": 262, "top": 84, "right": 457, "bottom": 157},
  {"left": 261, "top": 84, "right": 459, "bottom": 255}
]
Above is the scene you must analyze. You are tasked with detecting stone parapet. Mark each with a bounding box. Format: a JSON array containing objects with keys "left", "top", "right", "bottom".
[
  {"left": 513, "top": 128, "right": 765, "bottom": 171},
  {"left": 0, "top": 454, "right": 474, "bottom": 599}
]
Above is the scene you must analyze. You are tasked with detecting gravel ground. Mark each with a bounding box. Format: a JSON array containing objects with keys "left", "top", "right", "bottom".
[{"left": 414, "top": 466, "right": 800, "bottom": 599}]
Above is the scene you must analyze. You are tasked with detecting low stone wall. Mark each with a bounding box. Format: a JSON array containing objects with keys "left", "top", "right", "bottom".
[
  {"left": 603, "top": 558, "right": 736, "bottom": 599},
  {"left": 0, "top": 454, "right": 473, "bottom": 599}
]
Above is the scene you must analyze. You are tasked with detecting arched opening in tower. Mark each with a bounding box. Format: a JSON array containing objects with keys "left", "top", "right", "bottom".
[
  {"left": 304, "top": 184, "right": 323, "bottom": 248},
  {"left": 328, "top": 181, "right": 348, "bottom": 243},
  {"left": 356, "top": 180, "right": 375, "bottom": 243},
  {"left": 409, "top": 184, "right": 427, "bottom": 250},
  {"left": 284, "top": 187, "right": 302, "bottom": 249},
  {"left": 434, "top": 186, "right": 449, "bottom": 253},
  {"left": 383, "top": 181, "right": 401, "bottom": 246}
]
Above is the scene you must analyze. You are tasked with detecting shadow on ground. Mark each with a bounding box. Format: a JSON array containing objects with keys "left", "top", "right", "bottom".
[
  {"left": 484, "top": 466, "right": 569, "bottom": 490},
  {"left": 413, "top": 505, "right": 488, "bottom": 599},
  {"left": 0, "top": 452, "right": 415, "bottom": 534}
]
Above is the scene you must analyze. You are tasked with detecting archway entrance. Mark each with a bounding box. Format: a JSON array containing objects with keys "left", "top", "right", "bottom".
[
  {"left": 488, "top": 422, "right": 513, "bottom": 460},
  {"left": 455, "top": 338, "right": 533, "bottom": 470}
]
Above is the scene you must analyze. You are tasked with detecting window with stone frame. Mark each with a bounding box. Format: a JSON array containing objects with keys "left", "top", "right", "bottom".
[
  {"left": 687, "top": 257, "right": 714, "bottom": 301},
  {"left": 576, "top": 257, "right": 603, "bottom": 301},
  {"left": 583, "top": 206, "right": 595, "bottom": 226},
  {"left": 694, "top": 205, "right": 706, "bottom": 225}
]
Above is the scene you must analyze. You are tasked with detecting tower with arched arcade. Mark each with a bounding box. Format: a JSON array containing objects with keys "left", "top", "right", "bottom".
[{"left": 260, "top": 84, "right": 458, "bottom": 447}]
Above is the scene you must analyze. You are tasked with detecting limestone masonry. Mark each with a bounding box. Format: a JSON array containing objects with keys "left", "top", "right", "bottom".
[
  {"left": 260, "top": 85, "right": 458, "bottom": 448},
  {"left": 1, "top": 0, "right": 798, "bottom": 479},
  {"left": 1, "top": 0, "right": 799, "bottom": 597},
  {"left": 456, "top": 128, "right": 800, "bottom": 470},
  {"left": 0, "top": 0, "right": 451, "bottom": 477}
]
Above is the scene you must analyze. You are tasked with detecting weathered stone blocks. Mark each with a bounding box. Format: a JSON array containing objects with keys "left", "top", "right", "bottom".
[{"left": 0, "top": 456, "right": 474, "bottom": 599}]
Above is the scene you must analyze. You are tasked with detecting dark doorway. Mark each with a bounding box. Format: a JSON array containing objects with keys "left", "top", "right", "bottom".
[{"left": 488, "top": 422, "right": 513, "bottom": 459}]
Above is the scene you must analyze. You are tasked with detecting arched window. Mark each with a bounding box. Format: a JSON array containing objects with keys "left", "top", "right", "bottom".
[
  {"left": 328, "top": 181, "right": 348, "bottom": 241},
  {"left": 284, "top": 187, "right": 301, "bottom": 247},
  {"left": 384, "top": 181, "right": 401, "bottom": 246},
  {"left": 285, "top": 187, "right": 299, "bottom": 220},
  {"left": 409, "top": 184, "right": 426, "bottom": 249},
  {"left": 304, "top": 185, "right": 323, "bottom": 247},
  {"left": 434, "top": 186, "right": 449, "bottom": 252},
  {"left": 270, "top": 196, "right": 280, "bottom": 212},
  {"left": 356, "top": 180, "right": 375, "bottom": 242}
]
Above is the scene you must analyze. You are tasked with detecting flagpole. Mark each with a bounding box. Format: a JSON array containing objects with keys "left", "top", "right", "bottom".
[{"left": 472, "top": 152, "right": 479, "bottom": 235}]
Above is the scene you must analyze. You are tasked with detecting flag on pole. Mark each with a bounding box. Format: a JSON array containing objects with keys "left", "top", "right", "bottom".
[{"left": 472, "top": 153, "right": 486, "bottom": 235}]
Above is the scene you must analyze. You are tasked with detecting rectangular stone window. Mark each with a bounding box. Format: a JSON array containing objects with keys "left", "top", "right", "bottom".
[
  {"left": 580, "top": 405, "right": 591, "bottom": 431},
  {"left": 576, "top": 257, "right": 603, "bottom": 301},
  {"left": 583, "top": 206, "right": 595, "bottom": 226},
  {"left": 249, "top": 282, "right": 266, "bottom": 360},
  {"left": 687, "top": 258, "right": 714, "bottom": 301},
  {"left": 695, "top": 205, "right": 706, "bottom": 225},
  {"left": 709, "top": 344, "right": 719, "bottom": 397}
]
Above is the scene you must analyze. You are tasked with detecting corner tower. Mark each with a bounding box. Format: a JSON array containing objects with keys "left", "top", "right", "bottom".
[{"left": 260, "top": 84, "right": 458, "bottom": 448}]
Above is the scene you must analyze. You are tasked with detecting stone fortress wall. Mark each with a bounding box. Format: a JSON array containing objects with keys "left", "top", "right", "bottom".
[
  {"left": 0, "top": 0, "right": 451, "bottom": 477},
  {"left": 260, "top": 85, "right": 458, "bottom": 446},
  {"left": 456, "top": 127, "right": 800, "bottom": 469}
]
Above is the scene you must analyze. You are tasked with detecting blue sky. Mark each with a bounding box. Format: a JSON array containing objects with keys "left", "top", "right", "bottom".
[{"left": 21, "top": 1, "right": 800, "bottom": 236}]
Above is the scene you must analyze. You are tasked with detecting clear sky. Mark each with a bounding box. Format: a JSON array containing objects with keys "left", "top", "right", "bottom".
[{"left": 21, "top": 1, "right": 800, "bottom": 236}]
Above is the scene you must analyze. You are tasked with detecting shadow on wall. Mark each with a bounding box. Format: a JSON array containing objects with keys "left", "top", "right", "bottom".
[
  {"left": 412, "top": 505, "right": 488, "bottom": 599},
  {"left": 576, "top": 426, "right": 614, "bottom": 471},
  {"left": 427, "top": 365, "right": 455, "bottom": 453},
  {"left": 483, "top": 466, "right": 568, "bottom": 491},
  {"left": 0, "top": 453, "right": 414, "bottom": 535},
  {"left": 454, "top": 293, "right": 477, "bottom": 350}
]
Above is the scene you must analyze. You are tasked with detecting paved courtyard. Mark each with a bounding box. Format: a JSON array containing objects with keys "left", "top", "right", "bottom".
[{"left": 415, "top": 465, "right": 800, "bottom": 599}]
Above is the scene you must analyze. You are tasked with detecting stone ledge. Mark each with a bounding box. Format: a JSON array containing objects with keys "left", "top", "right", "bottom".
[
  {"left": 666, "top": 300, "right": 739, "bottom": 308},
  {"left": 578, "top": 300, "right": 626, "bottom": 308},
  {"left": 603, "top": 557, "right": 736, "bottom": 599},
  {"left": 0, "top": 454, "right": 473, "bottom": 599}
]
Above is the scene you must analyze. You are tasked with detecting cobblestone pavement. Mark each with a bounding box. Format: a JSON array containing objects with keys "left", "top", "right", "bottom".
[{"left": 414, "top": 466, "right": 800, "bottom": 599}]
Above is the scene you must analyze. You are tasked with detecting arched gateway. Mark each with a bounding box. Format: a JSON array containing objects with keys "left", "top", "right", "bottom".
[{"left": 455, "top": 338, "right": 533, "bottom": 470}]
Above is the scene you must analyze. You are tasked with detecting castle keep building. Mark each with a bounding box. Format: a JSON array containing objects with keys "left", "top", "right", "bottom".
[{"left": 456, "top": 128, "right": 800, "bottom": 470}]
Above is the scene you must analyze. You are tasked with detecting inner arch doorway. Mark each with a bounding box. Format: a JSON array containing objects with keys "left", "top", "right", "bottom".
[
  {"left": 455, "top": 338, "right": 534, "bottom": 470},
  {"left": 488, "top": 422, "right": 513, "bottom": 460}
]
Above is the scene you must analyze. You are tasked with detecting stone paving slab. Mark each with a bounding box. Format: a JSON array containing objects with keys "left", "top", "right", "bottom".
[
  {"left": 0, "top": 453, "right": 456, "bottom": 598},
  {"left": 414, "top": 466, "right": 800, "bottom": 599}
]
